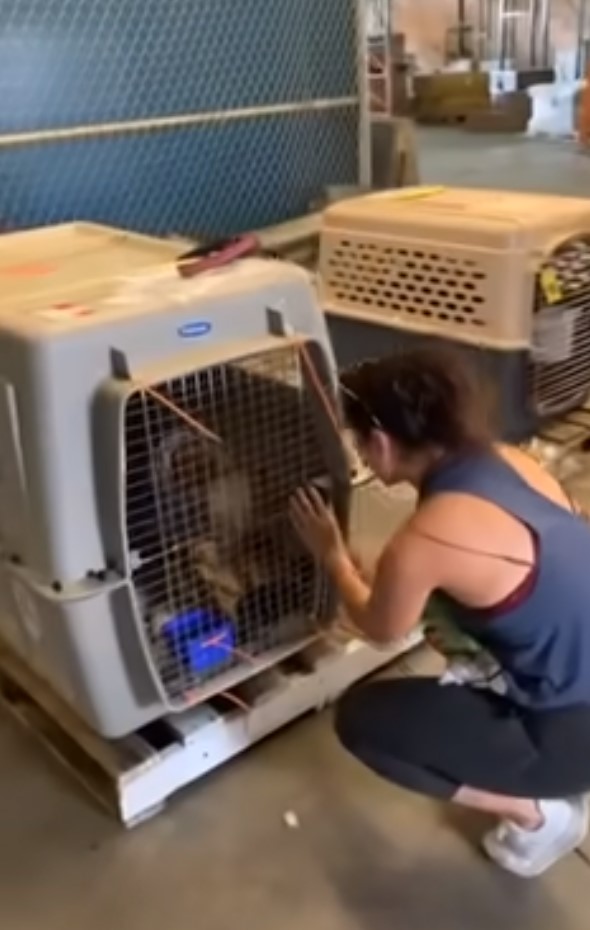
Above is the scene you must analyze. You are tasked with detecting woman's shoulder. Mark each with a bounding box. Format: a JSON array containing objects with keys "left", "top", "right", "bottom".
[
  {"left": 495, "top": 443, "right": 573, "bottom": 511},
  {"left": 382, "top": 499, "right": 471, "bottom": 593},
  {"left": 407, "top": 491, "right": 477, "bottom": 537},
  {"left": 420, "top": 442, "right": 571, "bottom": 514}
]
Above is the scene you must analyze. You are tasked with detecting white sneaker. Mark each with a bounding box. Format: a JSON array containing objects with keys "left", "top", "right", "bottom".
[
  {"left": 482, "top": 796, "right": 589, "bottom": 878},
  {"left": 439, "top": 657, "right": 507, "bottom": 695}
]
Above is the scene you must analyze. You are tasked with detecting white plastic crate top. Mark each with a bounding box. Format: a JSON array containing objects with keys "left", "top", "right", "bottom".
[
  {"left": 0, "top": 223, "right": 344, "bottom": 736},
  {"left": 319, "top": 186, "right": 590, "bottom": 349}
]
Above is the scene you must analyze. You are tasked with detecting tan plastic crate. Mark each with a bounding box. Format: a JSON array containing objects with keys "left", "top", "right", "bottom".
[{"left": 319, "top": 186, "right": 590, "bottom": 350}]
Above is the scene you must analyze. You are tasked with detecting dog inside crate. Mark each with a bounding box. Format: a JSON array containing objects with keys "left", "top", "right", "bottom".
[{"left": 124, "top": 344, "right": 346, "bottom": 699}]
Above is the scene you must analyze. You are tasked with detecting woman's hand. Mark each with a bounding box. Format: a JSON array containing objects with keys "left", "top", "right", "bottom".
[{"left": 289, "top": 487, "right": 347, "bottom": 569}]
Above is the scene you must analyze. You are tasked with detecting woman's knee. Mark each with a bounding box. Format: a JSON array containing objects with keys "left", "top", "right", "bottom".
[
  {"left": 334, "top": 676, "right": 442, "bottom": 756},
  {"left": 334, "top": 681, "right": 390, "bottom": 755},
  {"left": 333, "top": 679, "right": 461, "bottom": 799}
]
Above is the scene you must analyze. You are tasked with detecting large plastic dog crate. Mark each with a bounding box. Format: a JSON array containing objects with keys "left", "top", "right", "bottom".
[
  {"left": 320, "top": 187, "right": 590, "bottom": 439},
  {"left": 0, "top": 224, "right": 350, "bottom": 737}
]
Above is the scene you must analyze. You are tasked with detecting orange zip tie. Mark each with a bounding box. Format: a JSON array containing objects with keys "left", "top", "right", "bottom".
[
  {"left": 201, "top": 633, "right": 258, "bottom": 667},
  {"left": 219, "top": 691, "right": 251, "bottom": 712},
  {"left": 181, "top": 636, "right": 258, "bottom": 713},
  {"left": 184, "top": 686, "right": 252, "bottom": 712},
  {"left": 297, "top": 342, "right": 341, "bottom": 436},
  {"left": 141, "top": 384, "right": 222, "bottom": 445}
]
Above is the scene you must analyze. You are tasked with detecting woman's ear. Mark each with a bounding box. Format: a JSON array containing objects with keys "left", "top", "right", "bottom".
[{"left": 368, "top": 429, "right": 396, "bottom": 468}]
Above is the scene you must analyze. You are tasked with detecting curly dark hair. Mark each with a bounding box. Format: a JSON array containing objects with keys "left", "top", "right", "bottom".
[{"left": 340, "top": 346, "right": 492, "bottom": 454}]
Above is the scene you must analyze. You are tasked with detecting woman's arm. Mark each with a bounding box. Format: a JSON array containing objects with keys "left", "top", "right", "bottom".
[
  {"left": 289, "top": 488, "right": 431, "bottom": 645},
  {"left": 326, "top": 535, "right": 432, "bottom": 644}
]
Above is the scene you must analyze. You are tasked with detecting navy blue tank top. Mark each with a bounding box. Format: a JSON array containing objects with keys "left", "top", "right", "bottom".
[{"left": 421, "top": 451, "right": 590, "bottom": 710}]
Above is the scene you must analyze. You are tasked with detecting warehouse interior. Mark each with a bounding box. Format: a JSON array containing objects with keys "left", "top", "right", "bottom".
[{"left": 3, "top": 1, "right": 590, "bottom": 929}]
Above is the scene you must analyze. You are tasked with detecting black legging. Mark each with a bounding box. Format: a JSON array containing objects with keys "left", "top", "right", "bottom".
[{"left": 335, "top": 677, "right": 590, "bottom": 800}]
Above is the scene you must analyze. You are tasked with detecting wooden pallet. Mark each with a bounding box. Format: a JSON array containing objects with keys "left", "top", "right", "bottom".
[{"left": 0, "top": 630, "right": 422, "bottom": 827}]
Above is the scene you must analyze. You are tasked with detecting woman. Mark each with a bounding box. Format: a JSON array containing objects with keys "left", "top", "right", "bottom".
[{"left": 290, "top": 347, "right": 590, "bottom": 879}]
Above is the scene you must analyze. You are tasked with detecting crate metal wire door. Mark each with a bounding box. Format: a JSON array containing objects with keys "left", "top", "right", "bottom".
[
  {"left": 124, "top": 339, "right": 349, "bottom": 708},
  {"left": 531, "top": 239, "right": 590, "bottom": 419}
]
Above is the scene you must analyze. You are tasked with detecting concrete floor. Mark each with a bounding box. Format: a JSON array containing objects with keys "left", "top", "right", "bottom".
[
  {"left": 4, "top": 130, "right": 590, "bottom": 929},
  {"left": 2, "top": 648, "right": 590, "bottom": 930},
  {"left": 417, "top": 127, "right": 590, "bottom": 195}
]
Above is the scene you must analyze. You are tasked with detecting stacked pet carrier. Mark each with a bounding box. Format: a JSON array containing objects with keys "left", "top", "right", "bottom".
[
  {"left": 320, "top": 187, "right": 590, "bottom": 439},
  {"left": 0, "top": 224, "right": 350, "bottom": 737}
]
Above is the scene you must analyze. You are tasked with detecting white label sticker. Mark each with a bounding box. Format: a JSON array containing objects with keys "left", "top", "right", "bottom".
[{"left": 532, "top": 306, "right": 578, "bottom": 364}]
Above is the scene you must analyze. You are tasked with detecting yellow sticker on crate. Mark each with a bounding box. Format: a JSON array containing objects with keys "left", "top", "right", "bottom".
[
  {"left": 540, "top": 267, "right": 563, "bottom": 305},
  {"left": 390, "top": 186, "right": 446, "bottom": 202}
]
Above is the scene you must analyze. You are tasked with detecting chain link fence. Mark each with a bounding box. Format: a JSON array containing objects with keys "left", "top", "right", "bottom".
[{"left": 0, "top": 0, "right": 369, "bottom": 238}]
